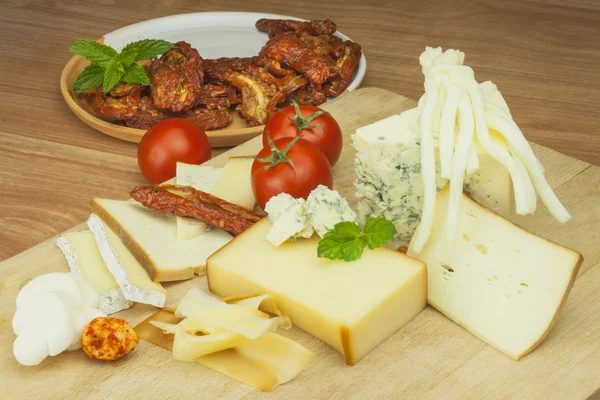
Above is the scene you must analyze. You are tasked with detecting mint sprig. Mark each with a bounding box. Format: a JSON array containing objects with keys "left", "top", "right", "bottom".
[
  {"left": 69, "top": 39, "right": 173, "bottom": 94},
  {"left": 317, "top": 217, "right": 397, "bottom": 262}
]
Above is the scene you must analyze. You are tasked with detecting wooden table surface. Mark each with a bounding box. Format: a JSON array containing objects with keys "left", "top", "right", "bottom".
[{"left": 1, "top": 0, "right": 599, "bottom": 262}]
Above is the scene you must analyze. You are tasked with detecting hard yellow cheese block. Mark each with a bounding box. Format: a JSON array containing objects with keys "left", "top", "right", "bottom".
[
  {"left": 408, "top": 188, "right": 582, "bottom": 360},
  {"left": 207, "top": 218, "right": 427, "bottom": 365}
]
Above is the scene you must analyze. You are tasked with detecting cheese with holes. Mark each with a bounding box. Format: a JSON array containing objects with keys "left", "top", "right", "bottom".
[
  {"left": 56, "top": 231, "right": 132, "bottom": 314},
  {"left": 87, "top": 215, "right": 167, "bottom": 307},
  {"left": 207, "top": 218, "right": 427, "bottom": 365},
  {"left": 90, "top": 199, "right": 232, "bottom": 282},
  {"left": 353, "top": 107, "right": 513, "bottom": 241},
  {"left": 175, "top": 163, "right": 223, "bottom": 240},
  {"left": 407, "top": 188, "right": 582, "bottom": 360},
  {"left": 210, "top": 156, "right": 255, "bottom": 211}
]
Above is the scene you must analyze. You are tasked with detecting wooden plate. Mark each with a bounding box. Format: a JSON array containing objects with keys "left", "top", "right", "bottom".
[{"left": 59, "top": 12, "right": 367, "bottom": 147}]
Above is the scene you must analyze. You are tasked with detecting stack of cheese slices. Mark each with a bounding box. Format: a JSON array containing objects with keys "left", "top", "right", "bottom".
[{"left": 56, "top": 157, "right": 255, "bottom": 314}]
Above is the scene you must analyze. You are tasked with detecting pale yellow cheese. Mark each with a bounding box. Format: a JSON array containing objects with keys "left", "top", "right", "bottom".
[
  {"left": 210, "top": 156, "right": 256, "bottom": 211},
  {"left": 207, "top": 218, "right": 427, "bottom": 365},
  {"left": 408, "top": 188, "right": 582, "bottom": 360},
  {"left": 175, "top": 163, "right": 222, "bottom": 240},
  {"left": 91, "top": 199, "right": 232, "bottom": 282}
]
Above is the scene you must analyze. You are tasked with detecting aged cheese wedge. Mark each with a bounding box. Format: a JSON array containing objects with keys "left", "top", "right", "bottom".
[
  {"left": 87, "top": 214, "right": 167, "bottom": 308},
  {"left": 90, "top": 199, "right": 232, "bottom": 282},
  {"left": 56, "top": 231, "right": 132, "bottom": 315},
  {"left": 175, "top": 163, "right": 223, "bottom": 240},
  {"left": 210, "top": 156, "right": 256, "bottom": 211},
  {"left": 407, "top": 188, "right": 582, "bottom": 360},
  {"left": 207, "top": 218, "right": 427, "bottom": 365}
]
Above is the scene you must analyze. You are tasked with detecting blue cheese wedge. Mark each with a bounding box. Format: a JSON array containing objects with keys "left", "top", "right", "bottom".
[
  {"left": 353, "top": 107, "right": 513, "bottom": 241},
  {"left": 305, "top": 185, "right": 357, "bottom": 237},
  {"left": 265, "top": 193, "right": 314, "bottom": 247},
  {"left": 56, "top": 231, "right": 132, "bottom": 315},
  {"left": 175, "top": 163, "right": 223, "bottom": 241},
  {"left": 87, "top": 214, "right": 167, "bottom": 308}
]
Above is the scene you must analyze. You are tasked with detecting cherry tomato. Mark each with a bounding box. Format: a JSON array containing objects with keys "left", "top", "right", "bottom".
[
  {"left": 137, "top": 119, "right": 211, "bottom": 184},
  {"left": 263, "top": 101, "right": 342, "bottom": 166},
  {"left": 252, "top": 136, "right": 333, "bottom": 209}
]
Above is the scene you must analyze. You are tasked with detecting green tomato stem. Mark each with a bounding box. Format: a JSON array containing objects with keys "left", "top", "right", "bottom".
[{"left": 287, "top": 99, "right": 327, "bottom": 132}]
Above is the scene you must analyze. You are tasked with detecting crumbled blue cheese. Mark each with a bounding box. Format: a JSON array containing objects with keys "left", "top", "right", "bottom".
[
  {"left": 264, "top": 186, "right": 357, "bottom": 246},
  {"left": 305, "top": 185, "right": 357, "bottom": 237},
  {"left": 265, "top": 193, "right": 313, "bottom": 247}
]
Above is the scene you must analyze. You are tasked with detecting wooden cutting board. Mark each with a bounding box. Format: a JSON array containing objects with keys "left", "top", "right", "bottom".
[{"left": 1, "top": 88, "right": 598, "bottom": 400}]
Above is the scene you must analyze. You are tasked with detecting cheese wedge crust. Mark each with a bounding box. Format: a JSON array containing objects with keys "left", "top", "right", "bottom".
[
  {"left": 56, "top": 232, "right": 132, "bottom": 315},
  {"left": 87, "top": 214, "right": 167, "bottom": 308},
  {"left": 207, "top": 218, "right": 427, "bottom": 365},
  {"left": 408, "top": 188, "right": 582, "bottom": 360},
  {"left": 90, "top": 198, "right": 232, "bottom": 282}
]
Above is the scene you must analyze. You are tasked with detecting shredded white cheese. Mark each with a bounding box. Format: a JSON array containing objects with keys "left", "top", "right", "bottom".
[{"left": 410, "top": 46, "right": 570, "bottom": 253}]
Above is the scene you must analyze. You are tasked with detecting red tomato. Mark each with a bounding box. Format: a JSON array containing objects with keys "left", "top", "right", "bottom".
[
  {"left": 263, "top": 101, "right": 342, "bottom": 166},
  {"left": 251, "top": 136, "right": 333, "bottom": 209},
  {"left": 137, "top": 119, "right": 211, "bottom": 184}
]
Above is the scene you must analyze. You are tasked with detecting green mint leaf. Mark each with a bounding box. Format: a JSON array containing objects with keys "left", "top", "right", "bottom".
[
  {"left": 72, "top": 64, "right": 105, "bottom": 93},
  {"left": 340, "top": 238, "right": 366, "bottom": 261},
  {"left": 69, "top": 39, "right": 117, "bottom": 67},
  {"left": 317, "top": 232, "right": 353, "bottom": 261},
  {"left": 122, "top": 63, "right": 150, "bottom": 86},
  {"left": 103, "top": 60, "right": 124, "bottom": 94},
  {"left": 118, "top": 50, "right": 137, "bottom": 67},
  {"left": 332, "top": 221, "right": 362, "bottom": 238},
  {"left": 363, "top": 217, "right": 397, "bottom": 249},
  {"left": 121, "top": 39, "right": 174, "bottom": 61}
]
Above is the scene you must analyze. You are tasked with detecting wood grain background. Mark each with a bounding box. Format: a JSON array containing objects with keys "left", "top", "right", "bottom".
[{"left": 0, "top": 0, "right": 599, "bottom": 261}]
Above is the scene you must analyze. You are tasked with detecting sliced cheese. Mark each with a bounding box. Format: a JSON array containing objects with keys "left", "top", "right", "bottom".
[
  {"left": 175, "top": 163, "right": 223, "bottom": 241},
  {"left": 90, "top": 199, "right": 232, "bottom": 282},
  {"left": 87, "top": 214, "right": 167, "bottom": 308},
  {"left": 210, "top": 156, "right": 256, "bottom": 211},
  {"left": 407, "top": 188, "right": 582, "bottom": 360},
  {"left": 207, "top": 218, "right": 427, "bottom": 365},
  {"left": 56, "top": 231, "right": 132, "bottom": 315}
]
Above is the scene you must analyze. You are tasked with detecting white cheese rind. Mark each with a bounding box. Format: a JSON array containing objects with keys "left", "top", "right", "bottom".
[
  {"left": 56, "top": 233, "right": 132, "bottom": 315},
  {"left": 407, "top": 188, "right": 582, "bottom": 360},
  {"left": 353, "top": 107, "right": 513, "bottom": 242},
  {"left": 305, "top": 185, "right": 357, "bottom": 237},
  {"left": 175, "top": 163, "right": 223, "bottom": 240},
  {"left": 87, "top": 214, "right": 167, "bottom": 308}
]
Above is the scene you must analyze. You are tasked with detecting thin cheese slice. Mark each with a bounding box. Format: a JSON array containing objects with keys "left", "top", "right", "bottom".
[
  {"left": 56, "top": 231, "right": 132, "bottom": 314},
  {"left": 90, "top": 198, "right": 232, "bottom": 282},
  {"left": 136, "top": 298, "right": 314, "bottom": 391},
  {"left": 408, "top": 188, "right": 582, "bottom": 360},
  {"left": 207, "top": 218, "right": 427, "bottom": 365},
  {"left": 175, "top": 163, "right": 223, "bottom": 240},
  {"left": 87, "top": 214, "right": 167, "bottom": 308},
  {"left": 210, "top": 156, "right": 256, "bottom": 211}
]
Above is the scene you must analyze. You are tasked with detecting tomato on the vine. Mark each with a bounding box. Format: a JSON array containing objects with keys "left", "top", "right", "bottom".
[
  {"left": 137, "top": 119, "right": 211, "bottom": 184},
  {"left": 262, "top": 101, "right": 342, "bottom": 166},
  {"left": 251, "top": 135, "right": 333, "bottom": 209}
]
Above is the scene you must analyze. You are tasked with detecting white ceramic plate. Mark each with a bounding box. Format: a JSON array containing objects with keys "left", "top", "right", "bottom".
[{"left": 61, "top": 12, "right": 366, "bottom": 146}]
